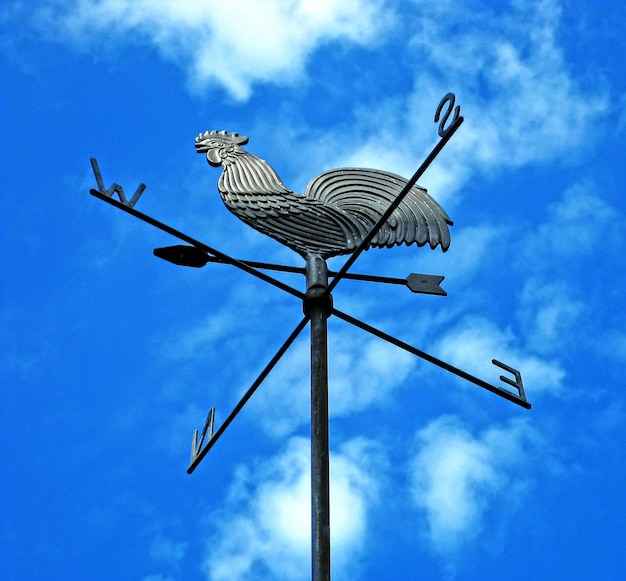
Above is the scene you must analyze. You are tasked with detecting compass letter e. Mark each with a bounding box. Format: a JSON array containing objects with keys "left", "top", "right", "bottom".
[{"left": 492, "top": 359, "right": 527, "bottom": 403}]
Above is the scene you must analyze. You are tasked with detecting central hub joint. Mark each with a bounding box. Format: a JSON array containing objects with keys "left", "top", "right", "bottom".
[{"left": 303, "top": 255, "right": 333, "bottom": 318}]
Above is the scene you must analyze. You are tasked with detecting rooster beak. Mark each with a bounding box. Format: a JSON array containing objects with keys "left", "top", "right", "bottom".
[{"left": 195, "top": 141, "right": 209, "bottom": 153}]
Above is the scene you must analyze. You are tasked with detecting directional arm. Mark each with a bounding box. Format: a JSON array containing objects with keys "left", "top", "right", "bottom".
[
  {"left": 332, "top": 306, "right": 531, "bottom": 409},
  {"left": 187, "top": 316, "right": 309, "bottom": 473},
  {"left": 89, "top": 187, "right": 306, "bottom": 302}
]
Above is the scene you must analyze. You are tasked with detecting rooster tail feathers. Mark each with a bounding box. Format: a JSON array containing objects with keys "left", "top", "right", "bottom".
[{"left": 304, "top": 168, "right": 453, "bottom": 252}]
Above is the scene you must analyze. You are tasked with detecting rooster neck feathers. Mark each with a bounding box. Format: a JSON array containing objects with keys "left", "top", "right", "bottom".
[
  {"left": 218, "top": 148, "right": 291, "bottom": 197},
  {"left": 195, "top": 130, "right": 453, "bottom": 259}
]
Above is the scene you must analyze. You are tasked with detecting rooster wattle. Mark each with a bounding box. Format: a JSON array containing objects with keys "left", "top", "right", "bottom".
[{"left": 195, "top": 130, "right": 453, "bottom": 259}]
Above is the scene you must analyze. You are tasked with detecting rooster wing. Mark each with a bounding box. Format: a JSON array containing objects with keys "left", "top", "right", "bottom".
[
  {"left": 221, "top": 185, "right": 368, "bottom": 258},
  {"left": 304, "top": 168, "right": 453, "bottom": 251}
]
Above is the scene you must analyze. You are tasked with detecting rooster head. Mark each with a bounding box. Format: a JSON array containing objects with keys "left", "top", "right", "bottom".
[{"left": 195, "top": 130, "right": 249, "bottom": 167}]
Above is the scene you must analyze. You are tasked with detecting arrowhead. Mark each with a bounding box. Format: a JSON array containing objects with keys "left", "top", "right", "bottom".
[
  {"left": 405, "top": 273, "right": 446, "bottom": 296},
  {"left": 153, "top": 245, "right": 209, "bottom": 268}
]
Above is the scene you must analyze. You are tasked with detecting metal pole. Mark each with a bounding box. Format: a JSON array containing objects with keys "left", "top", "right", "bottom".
[{"left": 305, "top": 255, "right": 332, "bottom": 581}]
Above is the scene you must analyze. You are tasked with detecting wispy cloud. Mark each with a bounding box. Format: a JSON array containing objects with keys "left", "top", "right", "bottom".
[
  {"left": 30, "top": 0, "right": 393, "bottom": 100},
  {"left": 438, "top": 224, "right": 505, "bottom": 282},
  {"left": 15, "top": 0, "right": 609, "bottom": 203},
  {"left": 203, "top": 436, "right": 384, "bottom": 581},
  {"left": 520, "top": 181, "right": 620, "bottom": 268},
  {"left": 435, "top": 315, "right": 565, "bottom": 395},
  {"left": 409, "top": 0, "right": 608, "bottom": 163},
  {"left": 513, "top": 180, "right": 623, "bottom": 358},
  {"left": 409, "top": 415, "right": 541, "bottom": 557},
  {"left": 150, "top": 535, "right": 188, "bottom": 562},
  {"left": 517, "top": 280, "right": 584, "bottom": 355},
  {"left": 254, "top": 327, "right": 415, "bottom": 438},
  {"left": 302, "top": 0, "right": 608, "bottom": 201}
]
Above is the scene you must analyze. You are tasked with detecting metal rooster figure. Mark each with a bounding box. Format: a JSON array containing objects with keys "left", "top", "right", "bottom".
[
  {"left": 194, "top": 129, "right": 452, "bottom": 259},
  {"left": 88, "top": 93, "right": 530, "bottom": 581}
]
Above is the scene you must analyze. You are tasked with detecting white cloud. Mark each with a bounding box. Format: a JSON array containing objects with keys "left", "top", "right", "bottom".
[
  {"left": 329, "top": 331, "right": 415, "bottom": 415},
  {"left": 441, "top": 224, "right": 505, "bottom": 281},
  {"left": 21, "top": 0, "right": 609, "bottom": 205},
  {"left": 522, "top": 181, "right": 619, "bottom": 266},
  {"left": 164, "top": 311, "right": 237, "bottom": 361},
  {"left": 435, "top": 315, "right": 565, "bottom": 395},
  {"left": 505, "top": 178, "right": 624, "bottom": 368},
  {"left": 409, "top": 415, "right": 540, "bottom": 556},
  {"left": 150, "top": 535, "right": 188, "bottom": 565},
  {"left": 203, "top": 436, "right": 384, "bottom": 581},
  {"left": 517, "top": 279, "right": 584, "bottom": 354},
  {"left": 310, "top": 0, "right": 608, "bottom": 200},
  {"left": 410, "top": 0, "right": 607, "bottom": 162},
  {"left": 254, "top": 327, "right": 415, "bottom": 438},
  {"left": 251, "top": 340, "right": 311, "bottom": 438},
  {"left": 33, "top": 0, "right": 392, "bottom": 100}
]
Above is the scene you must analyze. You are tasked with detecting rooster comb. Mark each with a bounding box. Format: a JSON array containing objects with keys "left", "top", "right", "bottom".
[{"left": 195, "top": 130, "right": 249, "bottom": 146}]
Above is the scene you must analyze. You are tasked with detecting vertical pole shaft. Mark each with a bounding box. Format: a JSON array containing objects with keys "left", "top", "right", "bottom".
[
  {"left": 305, "top": 256, "right": 332, "bottom": 581},
  {"left": 310, "top": 305, "right": 330, "bottom": 581}
]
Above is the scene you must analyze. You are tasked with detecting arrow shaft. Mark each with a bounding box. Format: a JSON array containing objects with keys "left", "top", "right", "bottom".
[
  {"left": 201, "top": 254, "right": 411, "bottom": 286},
  {"left": 201, "top": 254, "right": 449, "bottom": 296}
]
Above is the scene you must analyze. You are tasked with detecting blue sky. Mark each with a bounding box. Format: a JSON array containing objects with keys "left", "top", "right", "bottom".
[{"left": 2, "top": 0, "right": 625, "bottom": 579}]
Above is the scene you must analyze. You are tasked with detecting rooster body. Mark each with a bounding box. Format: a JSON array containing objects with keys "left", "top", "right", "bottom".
[{"left": 195, "top": 130, "right": 453, "bottom": 259}]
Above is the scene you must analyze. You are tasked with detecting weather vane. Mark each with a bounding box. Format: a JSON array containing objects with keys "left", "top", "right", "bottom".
[{"left": 88, "top": 93, "right": 529, "bottom": 581}]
